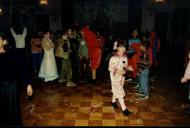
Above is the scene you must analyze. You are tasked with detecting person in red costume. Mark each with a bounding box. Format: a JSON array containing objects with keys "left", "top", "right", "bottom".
[
  {"left": 128, "top": 30, "right": 141, "bottom": 81},
  {"left": 81, "top": 25, "right": 102, "bottom": 84}
]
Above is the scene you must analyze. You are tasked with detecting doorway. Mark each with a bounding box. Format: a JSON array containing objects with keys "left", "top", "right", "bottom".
[{"left": 154, "top": 12, "right": 169, "bottom": 71}]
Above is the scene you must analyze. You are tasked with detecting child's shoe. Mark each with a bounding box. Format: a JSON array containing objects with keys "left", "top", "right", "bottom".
[
  {"left": 111, "top": 102, "right": 118, "bottom": 109},
  {"left": 66, "top": 82, "right": 76, "bottom": 87},
  {"left": 58, "top": 79, "right": 66, "bottom": 83},
  {"left": 122, "top": 108, "right": 132, "bottom": 116}
]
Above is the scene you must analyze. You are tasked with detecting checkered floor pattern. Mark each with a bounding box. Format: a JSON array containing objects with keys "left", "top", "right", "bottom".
[{"left": 21, "top": 75, "right": 190, "bottom": 126}]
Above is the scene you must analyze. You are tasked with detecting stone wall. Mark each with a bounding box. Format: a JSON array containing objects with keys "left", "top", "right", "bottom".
[{"left": 73, "top": 0, "right": 129, "bottom": 31}]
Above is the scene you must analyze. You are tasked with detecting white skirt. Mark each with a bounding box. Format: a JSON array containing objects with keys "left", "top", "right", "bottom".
[{"left": 39, "top": 48, "right": 59, "bottom": 82}]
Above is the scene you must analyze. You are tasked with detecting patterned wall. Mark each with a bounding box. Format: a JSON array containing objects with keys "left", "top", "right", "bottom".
[{"left": 73, "top": 0, "right": 129, "bottom": 29}]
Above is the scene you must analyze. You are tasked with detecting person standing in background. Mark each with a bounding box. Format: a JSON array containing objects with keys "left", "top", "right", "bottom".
[
  {"left": 38, "top": 31, "right": 58, "bottom": 83},
  {"left": 56, "top": 31, "right": 76, "bottom": 87},
  {"left": 136, "top": 41, "right": 153, "bottom": 99},
  {"left": 128, "top": 30, "right": 141, "bottom": 82},
  {"left": 67, "top": 28, "right": 80, "bottom": 81},
  {"left": 181, "top": 52, "right": 190, "bottom": 114},
  {"left": 78, "top": 31, "right": 89, "bottom": 82},
  {"left": 0, "top": 33, "right": 33, "bottom": 126},
  {"left": 81, "top": 25, "right": 102, "bottom": 84},
  {"left": 31, "top": 34, "right": 43, "bottom": 78},
  {"left": 10, "top": 26, "right": 32, "bottom": 85}
]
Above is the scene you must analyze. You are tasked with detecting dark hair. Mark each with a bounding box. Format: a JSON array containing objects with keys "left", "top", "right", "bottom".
[
  {"left": 117, "top": 40, "right": 126, "bottom": 48},
  {"left": 42, "top": 30, "right": 49, "bottom": 37},
  {"left": 60, "top": 28, "right": 68, "bottom": 37},
  {"left": 141, "top": 40, "right": 150, "bottom": 50}
]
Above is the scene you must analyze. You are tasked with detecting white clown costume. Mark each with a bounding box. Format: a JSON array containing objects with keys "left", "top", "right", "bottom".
[
  {"left": 109, "top": 53, "right": 128, "bottom": 99},
  {"left": 109, "top": 52, "right": 133, "bottom": 113}
]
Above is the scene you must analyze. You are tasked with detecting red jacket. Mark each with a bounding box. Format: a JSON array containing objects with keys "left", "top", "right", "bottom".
[{"left": 82, "top": 26, "right": 98, "bottom": 58}]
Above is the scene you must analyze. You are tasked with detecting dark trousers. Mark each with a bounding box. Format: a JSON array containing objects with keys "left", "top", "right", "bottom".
[
  {"left": 70, "top": 54, "right": 80, "bottom": 79},
  {"left": 79, "top": 58, "right": 90, "bottom": 80},
  {"left": 0, "top": 81, "right": 22, "bottom": 126},
  {"left": 55, "top": 56, "right": 63, "bottom": 75},
  {"left": 31, "top": 52, "right": 43, "bottom": 73},
  {"left": 15, "top": 48, "right": 31, "bottom": 87}
]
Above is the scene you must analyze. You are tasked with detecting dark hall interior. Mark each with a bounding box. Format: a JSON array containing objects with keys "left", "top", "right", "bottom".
[{"left": 1, "top": 0, "right": 190, "bottom": 126}]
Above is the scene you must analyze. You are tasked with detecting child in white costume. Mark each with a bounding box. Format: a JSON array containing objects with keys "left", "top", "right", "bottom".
[{"left": 109, "top": 41, "right": 133, "bottom": 116}]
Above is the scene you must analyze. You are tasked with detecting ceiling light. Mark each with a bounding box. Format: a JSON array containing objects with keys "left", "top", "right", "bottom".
[{"left": 40, "top": 0, "right": 48, "bottom": 5}]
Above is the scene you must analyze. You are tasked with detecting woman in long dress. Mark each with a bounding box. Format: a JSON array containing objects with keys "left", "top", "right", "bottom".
[
  {"left": 0, "top": 33, "right": 33, "bottom": 126},
  {"left": 39, "top": 31, "right": 58, "bottom": 82}
]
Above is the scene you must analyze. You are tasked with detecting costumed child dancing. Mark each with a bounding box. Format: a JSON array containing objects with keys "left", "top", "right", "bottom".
[{"left": 108, "top": 41, "right": 133, "bottom": 116}]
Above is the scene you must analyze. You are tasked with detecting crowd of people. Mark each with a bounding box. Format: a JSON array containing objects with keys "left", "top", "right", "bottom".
[
  {"left": 2, "top": 22, "right": 190, "bottom": 126},
  {"left": 29, "top": 25, "right": 161, "bottom": 87},
  {"left": 30, "top": 25, "right": 105, "bottom": 86}
]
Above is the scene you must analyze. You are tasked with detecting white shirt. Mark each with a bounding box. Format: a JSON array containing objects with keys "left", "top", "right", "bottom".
[{"left": 10, "top": 28, "right": 27, "bottom": 48}]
